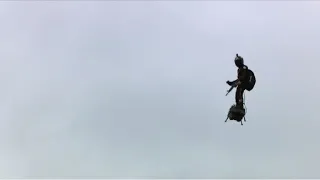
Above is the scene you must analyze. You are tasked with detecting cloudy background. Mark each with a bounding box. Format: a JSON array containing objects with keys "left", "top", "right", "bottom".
[{"left": 0, "top": 1, "right": 319, "bottom": 179}]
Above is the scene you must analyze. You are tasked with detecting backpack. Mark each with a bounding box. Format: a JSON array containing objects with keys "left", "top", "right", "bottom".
[{"left": 246, "top": 69, "right": 256, "bottom": 91}]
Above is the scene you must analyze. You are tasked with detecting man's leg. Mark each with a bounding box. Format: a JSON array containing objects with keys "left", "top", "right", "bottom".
[{"left": 235, "top": 85, "right": 245, "bottom": 109}]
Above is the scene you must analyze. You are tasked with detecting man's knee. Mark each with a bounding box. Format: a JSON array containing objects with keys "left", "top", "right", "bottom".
[
  {"left": 236, "top": 87, "right": 244, "bottom": 97},
  {"left": 235, "top": 86, "right": 245, "bottom": 106}
]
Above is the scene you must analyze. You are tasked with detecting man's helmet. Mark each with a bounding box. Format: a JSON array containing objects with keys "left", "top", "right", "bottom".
[{"left": 234, "top": 54, "right": 244, "bottom": 67}]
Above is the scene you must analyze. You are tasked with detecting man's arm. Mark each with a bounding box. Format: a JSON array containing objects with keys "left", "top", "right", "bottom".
[
  {"left": 227, "top": 79, "right": 239, "bottom": 86},
  {"left": 227, "top": 66, "right": 248, "bottom": 86}
]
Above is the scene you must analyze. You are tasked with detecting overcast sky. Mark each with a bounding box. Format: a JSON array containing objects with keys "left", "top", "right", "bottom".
[{"left": 0, "top": 1, "right": 320, "bottom": 179}]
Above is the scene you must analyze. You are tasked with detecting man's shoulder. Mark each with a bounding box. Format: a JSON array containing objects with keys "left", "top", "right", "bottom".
[{"left": 238, "top": 65, "right": 248, "bottom": 71}]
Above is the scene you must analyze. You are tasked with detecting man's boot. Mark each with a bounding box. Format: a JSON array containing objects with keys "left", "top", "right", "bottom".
[{"left": 234, "top": 102, "right": 245, "bottom": 121}]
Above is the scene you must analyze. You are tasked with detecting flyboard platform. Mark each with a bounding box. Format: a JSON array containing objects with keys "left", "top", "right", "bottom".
[{"left": 225, "top": 84, "right": 247, "bottom": 125}]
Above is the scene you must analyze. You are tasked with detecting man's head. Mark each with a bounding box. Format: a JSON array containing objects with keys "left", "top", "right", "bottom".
[{"left": 234, "top": 54, "right": 244, "bottom": 67}]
